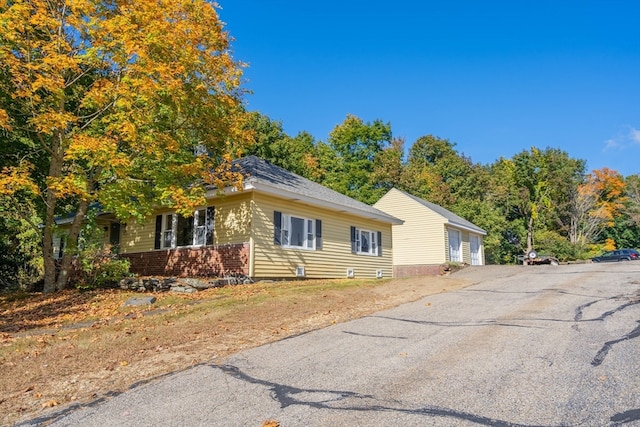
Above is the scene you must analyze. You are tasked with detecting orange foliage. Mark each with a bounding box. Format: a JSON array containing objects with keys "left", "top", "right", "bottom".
[
  {"left": 0, "top": 0, "right": 251, "bottom": 292},
  {"left": 0, "top": 108, "right": 11, "bottom": 130},
  {"left": 582, "top": 168, "right": 627, "bottom": 226},
  {"left": 0, "top": 0, "right": 250, "bottom": 206},
  {"left": 0, "top": 162, "right": 39, "bottom": 196}
]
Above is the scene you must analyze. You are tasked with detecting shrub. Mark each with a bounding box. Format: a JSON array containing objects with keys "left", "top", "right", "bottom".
[
  {"left": 76, "top": 244, "right": 131, "bottom": 290},
  {"left": 533, "top": 230, "right": 592, "bottom": 261},
  {"left": 0, "top": 211, "right": 43, "bottom": 292}
]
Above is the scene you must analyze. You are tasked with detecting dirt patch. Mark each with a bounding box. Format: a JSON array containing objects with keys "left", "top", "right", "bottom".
[{"left": 1, "top": 273, "right": 470, "bottom": 426}]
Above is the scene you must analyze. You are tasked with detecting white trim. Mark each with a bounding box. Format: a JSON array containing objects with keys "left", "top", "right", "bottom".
[
  {"left": 280, "top": 213, "right": 315, "bottom": 250},
  {"left": 159, "top": 208, "right": 211, "bottom": 249},
  {"left": 354, "top": 228, "right": 378, "bottom": 256},
  {"left": 447, "top": 221, "right": 487, "bottom": 236}
]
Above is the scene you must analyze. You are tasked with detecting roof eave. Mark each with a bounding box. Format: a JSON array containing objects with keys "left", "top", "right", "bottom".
[
  {"left": 209, "top": 180, "right": 403, "bottom": 225},
  {"left": 447, "top": 221, "right": 487, "bottom": 235}
]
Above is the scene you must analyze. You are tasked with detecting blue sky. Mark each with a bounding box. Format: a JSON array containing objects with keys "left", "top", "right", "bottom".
[{"left": 218, "top": 1, "right": 640, "bottom": 176}]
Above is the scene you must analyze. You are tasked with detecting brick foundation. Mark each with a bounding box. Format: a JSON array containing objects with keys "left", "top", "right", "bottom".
[
  {"left": 393, "top": 264, "right": 444, "bottom": 278},
  {"left": 121, "top": 243, "right": 250, "bottom": 278}
]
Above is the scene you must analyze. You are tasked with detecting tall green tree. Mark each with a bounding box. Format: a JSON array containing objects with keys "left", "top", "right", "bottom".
[
  {"left": 373, "top": 136, "right": 405, "bottom": 191},
  {"left": 0, "top": 176, "right": 43, "bottom": 290},
  {"left": 492, "top": 147, "right": 585, "bottom": 255},
  {"left": 402, "top": 135, "right": 456, "bottom": 207},
  {"left": 241, "top": 112, "right": 320, "bottom": 179},
  {"left": 402, "top": 135, "right": 484, "bottom": 209},
  {"left": 600, "top": 215, "right": 640, "bottom": 249},
  {"left": 323, "top": 114, "right": 392, "bottom": 204},
  {"left": 0, "top": 0, "right": 250, "bottom": 293}
]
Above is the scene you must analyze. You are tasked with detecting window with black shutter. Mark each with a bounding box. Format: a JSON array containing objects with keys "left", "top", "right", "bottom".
[
  {"left": 275, "top": 211, "right": 320, "bottom": 250},
  {"left": 154, "top": 207, "right": 215, "bottom": 249},
  {"left": 351, "top": 226, "right": 381, "bottom": 256},
  {"left": 315, "top": 219, "right": 322, "bottom": 250}
]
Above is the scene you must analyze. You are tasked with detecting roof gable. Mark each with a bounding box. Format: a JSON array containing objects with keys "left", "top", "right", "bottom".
[
  {"left": 229, "top": 156, "right": 402, "bottom": 225},
  {"left": 386, "top": 188, "right": 486, "bottom": 235}
]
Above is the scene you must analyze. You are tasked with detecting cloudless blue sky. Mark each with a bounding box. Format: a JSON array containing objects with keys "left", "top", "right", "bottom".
[{"left": 218, "top": 1, "right": 640, "bottom": 176}]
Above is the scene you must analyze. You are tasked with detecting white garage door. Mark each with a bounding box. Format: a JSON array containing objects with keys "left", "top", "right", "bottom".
[
  {"left": 448, "top": 229, "right": 462, "bottom": 262},
  {"left": 470, "top": 235, "right": 482, "bottom": 265}
]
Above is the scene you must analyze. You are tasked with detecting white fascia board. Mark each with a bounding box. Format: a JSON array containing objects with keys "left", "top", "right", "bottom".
[{"left": 447, "top": 221, "right": 487, "bottom": 236}]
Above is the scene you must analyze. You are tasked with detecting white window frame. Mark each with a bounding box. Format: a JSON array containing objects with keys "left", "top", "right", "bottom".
[
  {"left": 162, "top": 214, "right": 176, "bottom": 249},
  {"left": 160, "top": 208, "right": 209, "bottom": 249},
  {"left": 355, "top": 228, "right": 378, "bottom": 256},
  {"left": 281, "top": 214, "right": 315, "bottom": 250},
  {"left": 193, "top": 209, "right": 207, "bottom": 246}
]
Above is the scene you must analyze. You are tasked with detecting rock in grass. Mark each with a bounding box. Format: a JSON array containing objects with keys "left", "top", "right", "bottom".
[{"left": 123, "top": 296, "right": 157, "bottom": 306}]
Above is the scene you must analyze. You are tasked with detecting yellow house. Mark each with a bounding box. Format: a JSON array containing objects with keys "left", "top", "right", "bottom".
[
  {"left": 374, "top": 188, "right": 486, "bottom": 277},
  {"left": 109, "top": 156, "right": 403, "bottom": 280}
]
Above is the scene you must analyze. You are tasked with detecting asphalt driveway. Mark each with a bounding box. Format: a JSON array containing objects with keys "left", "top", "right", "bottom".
[{"left": 22, "top": 262, "right": 640, "bottom": 426}]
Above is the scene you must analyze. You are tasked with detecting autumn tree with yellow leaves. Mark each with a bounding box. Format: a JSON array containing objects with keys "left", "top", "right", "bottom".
[
  {"left": 569, "top": 167, "right": 627, "bottom": 246},
  {"left": 0, "top": 0, "right": 251, "bottom": 293}
]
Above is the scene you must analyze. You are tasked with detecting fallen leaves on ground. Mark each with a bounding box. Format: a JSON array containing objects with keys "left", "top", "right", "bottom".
[
  {"left": 0, "top": 287, "right": 233, "bottom": 334},
  {"left": 0, "top": 275, "right": 466, "bottom": 426},
  {"left": 42, "top": 400, "right": 59, "bottom": 409}
]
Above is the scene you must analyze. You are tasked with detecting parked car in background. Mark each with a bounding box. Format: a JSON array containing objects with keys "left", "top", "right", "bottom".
[{"left": 591, "top": 249, "right": 640, "bottom": 262}]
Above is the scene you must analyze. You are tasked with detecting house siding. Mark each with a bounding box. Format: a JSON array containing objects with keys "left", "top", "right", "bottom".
[
  {"left": 56, "top": 156, "right": 404, "bottom": 281},
  {"left": 119, "top": 190, "right": 394, "bottom": 279},
  {"left": 462, "top": 230, "right": 470, "bottom": 264},
  {"left": 374, "top": 189, "right": 446, "bottom": 265},
  {"left": 444, "top": 227, "right": 450, "bottom": 262},
  {"left": 119, "top": 192, "right": 253, "bottom": 254},
  {"left": 251, "top": 193, "right": 393, "bottom": 279},
  {"left": 375, "top": 188, "right": 486, "bottom": 276},
  {"left": 117, "top": 192, "right": 253, "bottom": 277}
]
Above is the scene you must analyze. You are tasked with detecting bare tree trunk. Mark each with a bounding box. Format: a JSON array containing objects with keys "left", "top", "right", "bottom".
[
  {"left": 42, "top": 140, "right": 63, "bottom": 294},
  {"left": 526, "top": 216, "right": 534, "bottom": 253},
  {"left": 42, "top": 201, "right": 57, "bottom": 294}
]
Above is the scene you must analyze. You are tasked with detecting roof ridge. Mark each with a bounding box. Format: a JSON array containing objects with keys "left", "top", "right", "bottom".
[{"left": 234, "top": 156, "right": 402, "bottom": 224}]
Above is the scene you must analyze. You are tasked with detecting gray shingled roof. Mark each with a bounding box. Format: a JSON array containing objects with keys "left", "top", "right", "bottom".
[
  {"left": 232, "top": 156, "right": 402, "bottom": 224},
  {"left": 398, "top": 189, "right": 486, "bottom": 234}
]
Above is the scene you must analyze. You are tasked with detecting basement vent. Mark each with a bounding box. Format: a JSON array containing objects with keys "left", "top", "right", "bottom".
[
  {"left": 295, "top": 266, "right": 305, "bottom": 277},
  {"left": 346, "top": 268, "right": 355, "bottom": 278},
  {"left": 376, "top": 269, "right": 383, "bottom": 279}
]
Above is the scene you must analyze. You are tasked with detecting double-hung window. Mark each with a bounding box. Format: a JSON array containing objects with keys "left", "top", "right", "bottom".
[
  {"left": 350, "top": 226, "right": 382, "bottom": 256},
  {"left": 274, "top": 211, "right": 322, "bottom": 250},
  {"left": 155, "top": 207, "right": 214, "bottom": 249}
]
